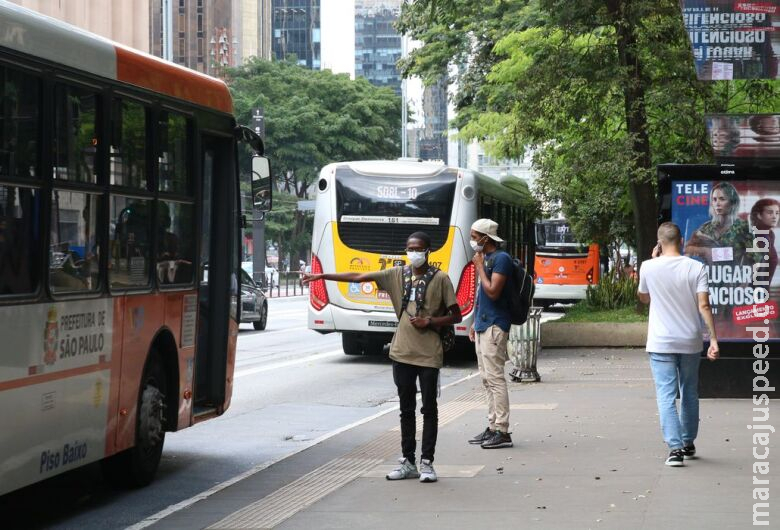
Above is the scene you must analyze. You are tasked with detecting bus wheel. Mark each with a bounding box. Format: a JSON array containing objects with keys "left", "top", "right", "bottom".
[
  {"left": 342, "top": 333, "right": 363, "bottom": 355},
  {"left": 102, "top": 354, "right": 168, "bottom": 488},
  {"left": 253, "top": 302, "right": 268, "bottom": 330}
]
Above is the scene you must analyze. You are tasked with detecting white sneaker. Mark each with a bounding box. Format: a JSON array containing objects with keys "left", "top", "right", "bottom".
[
  {"left": 386, "top": 457, "right": 420, "bottom": 480},
  {"left": 419, "top": 459, "right": 437, "bottom": 483}
]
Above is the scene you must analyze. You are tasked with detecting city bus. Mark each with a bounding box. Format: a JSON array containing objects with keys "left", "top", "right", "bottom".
[
  {"left": 0, "top": 3, "right": 270, "bottom": 495},
  {"left": 307, "top": 160, "right": 536, "bottom": 355},
  {"left": 533, "top": 219, "right": 600, "bottom": 308}
]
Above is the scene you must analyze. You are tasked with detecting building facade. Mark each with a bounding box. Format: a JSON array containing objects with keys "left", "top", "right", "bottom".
[
  {"left": 418, "top": 77, "right": 448, "bottom": 162},
  {"left": 354, "top": 0, "right": 402, "bottom": 95},
  {"left": 8, "top": 0, "right": 151, "bottom": 52},
  {"left": 272, "top": 0, "right": 321, "bottom": 69}
]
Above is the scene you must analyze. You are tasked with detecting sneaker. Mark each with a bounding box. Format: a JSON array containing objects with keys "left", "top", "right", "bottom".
[
  {"left": 468, "top": 427, "right": 493, "bottom": 445},
  {"left": 682, "top": 444, "right": 696, "bottom": 459},
  {"left": 665, "top": 449, "right": 685, "bottom": 467},
  {"left": 481, "top": 430, "right": 513, "bottom": 449},
  {"left": 386, "top": 457, "right": 420, "bottom": 480},
  {"left": 419, "top": 459, "right": 437, "bottom": 483}
]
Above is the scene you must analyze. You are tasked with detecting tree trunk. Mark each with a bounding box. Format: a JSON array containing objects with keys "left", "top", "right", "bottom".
[{"left": 611, "top": 0, "right": 658, "bottom": 269}]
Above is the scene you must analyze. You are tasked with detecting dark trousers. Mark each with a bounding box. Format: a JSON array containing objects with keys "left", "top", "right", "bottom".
[{"left": 392, "top": 360, "right": 439, "bottom": 463}]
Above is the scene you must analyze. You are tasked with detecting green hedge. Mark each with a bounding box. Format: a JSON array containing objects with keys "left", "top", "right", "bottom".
[{"left": 585, "top": 273, "right": 639, "bottom": 310}]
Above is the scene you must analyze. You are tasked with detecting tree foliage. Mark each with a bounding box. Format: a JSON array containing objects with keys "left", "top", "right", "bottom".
[
  {"left": 228, "top": 59, "right": 402, "bottom": 264},
  {"left": 398, "top": 0, "right": 780, "bottom": 265}
]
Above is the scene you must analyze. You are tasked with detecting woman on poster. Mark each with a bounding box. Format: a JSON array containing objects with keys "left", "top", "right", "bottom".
[{"left": 750, "top": 197, "right": 780, "bottom": 286}]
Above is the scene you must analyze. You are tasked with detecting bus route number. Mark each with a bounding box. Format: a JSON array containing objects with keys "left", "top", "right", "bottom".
[{"left": 377, "top": 185, "right": 418, "bottom": 200}]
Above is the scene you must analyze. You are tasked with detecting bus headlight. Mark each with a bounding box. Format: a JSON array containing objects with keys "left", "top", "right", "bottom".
[{"left": 310, "top": 254, "right": 329, "bottom": 311}]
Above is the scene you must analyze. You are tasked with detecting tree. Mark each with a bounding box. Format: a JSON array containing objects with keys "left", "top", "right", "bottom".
[
  {"left": 228, "top": 59, "right": 402, "bottom": 265},
  {"left": 398, "top": 0, "right": 780, "bottom": 267}
]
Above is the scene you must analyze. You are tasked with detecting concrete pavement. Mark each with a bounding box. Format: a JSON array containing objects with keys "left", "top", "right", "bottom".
[{"left": 150, "top": 348, "right": 774, "bottom": 530}]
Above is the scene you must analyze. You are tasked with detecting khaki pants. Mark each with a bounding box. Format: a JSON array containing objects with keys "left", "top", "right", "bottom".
[{"left": 475, "top": 325, "right": 510, "bottom": 432}]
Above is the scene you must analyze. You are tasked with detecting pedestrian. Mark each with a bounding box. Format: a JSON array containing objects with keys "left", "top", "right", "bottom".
[
  {"left": 638, "top": 222, "right": 720, "bottom": 467},
  {"left": 302, "top": 231, "right": 462, "bottom": 482},
  {"left": 468, "top": 218, "right": 514, "bottom": 449}
]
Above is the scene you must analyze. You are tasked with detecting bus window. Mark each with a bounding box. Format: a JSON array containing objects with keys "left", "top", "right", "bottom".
[
  {"left": 52, "top": 84, "right": 98, "bottom": 183},
  {"left": 0, "top": 185, "right": 41, "bottom": 295},
  {"left": 110, "top": 196, "right": 152, "bottom": 288},
  {"left": 156, "top": 200, "right": 195, "bottom": 285},
  {"left": 0, "top": 65, "right": 39, "bottom": 180},
  {"left": 110, "top": 98, "right": 147, "bottom": 189},
  {"left": 158, "top": 111, "right": 190, "bottom": 195},
  {"left": 49, "top": 190, "right": 100, "bottom": 293}
]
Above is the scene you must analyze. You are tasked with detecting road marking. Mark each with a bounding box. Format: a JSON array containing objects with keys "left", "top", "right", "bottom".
[
  {"left": 240, "top": 325, "right": 309, "bottom": 336},
  {"left": 234, "top": 349, "right": 344, "bottom": 378},
  {"left": 124, "top": 371, "right": 479, "bottom": 530}
]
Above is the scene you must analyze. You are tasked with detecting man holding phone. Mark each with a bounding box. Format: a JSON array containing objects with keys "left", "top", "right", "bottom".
[{"left": 638, "top": 222, "right": 720, "bottom": 467}]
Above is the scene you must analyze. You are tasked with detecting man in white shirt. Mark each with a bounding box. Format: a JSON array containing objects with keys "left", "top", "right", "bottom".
[{"left": 638, "top": 222, "right": 720, "bottom": 467}]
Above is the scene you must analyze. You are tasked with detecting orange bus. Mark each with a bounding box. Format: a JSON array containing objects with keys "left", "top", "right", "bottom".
[
  {"left": 533, "top": 219, "right": 600, "bottom": 308},
  {"left": 0, "top": 4, "right": 269, "bottom": 495}
]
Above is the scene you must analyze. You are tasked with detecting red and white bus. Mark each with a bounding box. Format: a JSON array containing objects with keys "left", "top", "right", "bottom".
[
  {"left": 0, "top": 3, "right": 269, "bottom": 495},
  {"left": 533, "top": 219, "right": 600, "bottom": 308}
]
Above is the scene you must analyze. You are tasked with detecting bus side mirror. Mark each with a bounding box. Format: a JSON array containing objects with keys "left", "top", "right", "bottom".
[{"left": 252, "top": 156, "right": 272, "bottom": 212}]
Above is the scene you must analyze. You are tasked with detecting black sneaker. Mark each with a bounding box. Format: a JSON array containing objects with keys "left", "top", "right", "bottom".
[
  {"left": 481, "top": 430, "right": 513, "bottom": 449},
  {"left": 665, "top": 449, "right": 684, "bottom": 467},
  {"left": 468, "top": 427, "right": 493, "bottom": 445},
  {"left": 682, "top": 444, "right": 696, "bottom": 459}
]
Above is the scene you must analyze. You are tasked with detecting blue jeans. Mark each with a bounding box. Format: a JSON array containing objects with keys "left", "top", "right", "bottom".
[{"left": 648, "top": 352, "right": 701, "bottom": 450}]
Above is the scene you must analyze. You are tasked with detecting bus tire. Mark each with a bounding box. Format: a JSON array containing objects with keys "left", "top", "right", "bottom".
[
  {"left": 364, "top": 338, "right": 386, "bottom": 356},
  {"left": 102, "top": 353, "right": 168, "bottom": 488},
  {"left": 342, "top": 333, "right": 363, "bottom": 355},
  {"left": 253, "top": 302, "right": 268, "bottom": 330}
]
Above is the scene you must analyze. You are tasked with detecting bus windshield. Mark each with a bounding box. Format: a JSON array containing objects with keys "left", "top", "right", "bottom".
[
  {"left": 536, "top": 222, "right": 586, "bottom": 253},
  {"left": 336, "top": 168, "right": 456, "bottom": 253}
]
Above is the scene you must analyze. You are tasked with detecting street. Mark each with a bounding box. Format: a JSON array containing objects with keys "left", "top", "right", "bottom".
[{"left": 2, "top": 296, "right": 482, "bottom": 530}]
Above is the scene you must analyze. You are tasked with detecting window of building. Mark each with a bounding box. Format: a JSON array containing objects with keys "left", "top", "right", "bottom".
[
  {"left": 52, "top": 84, "right": 98, "bottom": 183},
  {"left": 179, "top": 37, "right": 186, "bottom": 58},
  {"left": 49, "top": 191, "right": 100, "bottom": 293},
  {"left": 0, "top": 66, "right": 39, "bottom": 181},
  {"left": 156, "top": 200, "right": 194, "bottom": 285},
  {"left": 110, "top": 99, "right": 147, "bottom": 189},
  {"left": 0, "top": 185, "right": 41, "bottom": 295},
  {"left": 110, "top": 196, "right": 152, "bottom": 289},
  {"left": 157, "top": 111, "right": 190, "bottom": 195}
]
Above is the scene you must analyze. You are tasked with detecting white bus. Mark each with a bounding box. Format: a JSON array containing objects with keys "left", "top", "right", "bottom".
[{"left": 307, "top": 160, "right": 536, "bottom": 355}]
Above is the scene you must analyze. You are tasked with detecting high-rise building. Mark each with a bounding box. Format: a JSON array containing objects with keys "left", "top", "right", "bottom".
[
  {"left": 354, "top": 0, "right": 402, "bottom": 95},
  {"left": 150, "top": 0, "right": 273, "bottom": 77},
  {"left": 419, "top": 77, "right": 448, "bottom": 161},
  {"left": 7, "top": 0, "right": 151, "bottom": 52},
  {"left": 272, "top": 0, "right": 321, "bottom": 69}
]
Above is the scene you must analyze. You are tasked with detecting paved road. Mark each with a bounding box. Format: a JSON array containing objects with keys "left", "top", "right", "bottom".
[{"left": 3, "top": 296, "right": 500, "bottom": 530}]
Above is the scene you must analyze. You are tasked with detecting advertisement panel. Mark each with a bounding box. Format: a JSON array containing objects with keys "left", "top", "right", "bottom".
[
  {"left": 681, "top": 0, "right": 780, "bottom": 80},
  {"left": 671, "top": 177, "right": 779, "bottom": 340},
  {"left": 706, "top": 114, "right": 780, "bottom": 158}
]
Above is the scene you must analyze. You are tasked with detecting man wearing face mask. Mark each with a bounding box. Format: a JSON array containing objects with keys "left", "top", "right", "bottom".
[
  {"left": 302, "top": 231, "right": 462, "bottom": 483},
  {"left": 468, "top": 218, "right": 514, "bottom": 449}
]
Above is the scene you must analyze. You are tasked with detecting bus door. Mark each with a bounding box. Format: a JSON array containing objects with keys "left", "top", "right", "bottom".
[{"left": 195, "top": 135, "right": 237, "bottom": 415}]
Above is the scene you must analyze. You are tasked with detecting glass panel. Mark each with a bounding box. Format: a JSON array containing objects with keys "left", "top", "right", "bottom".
[
  {"left": 0, "top": 66, "right": 40, "bottom": 180},
  {"left": 49, "top": 191, "right": 100, "bottom": 293},
  {"left": 53, "top": 84, "right": 98, "bottom": 183},
  {"left": 156, "top": 200, "right": 195, "bottom": 285},
  {"left": 110, "top": 99, "right": 147, "bottom": 188},
  {"left": 158, "top": 112, "right": 190, "bottom": 194},
  {"left": 0, "top": 185, "right": 41, "bottom": 294},
  {"left": 110, "top": 196, "right": 152, "bottom": 288}
]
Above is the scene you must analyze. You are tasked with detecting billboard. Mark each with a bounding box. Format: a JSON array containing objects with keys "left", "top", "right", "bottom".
[
  {"left": 666, "top": 173, "right": 779, "bottom": 341},
  {"left": 681, "top": 0, "right": 780, "bottom": 80},
  {"left": 706, "top": 114, "right": 780, "bottom": 158}
]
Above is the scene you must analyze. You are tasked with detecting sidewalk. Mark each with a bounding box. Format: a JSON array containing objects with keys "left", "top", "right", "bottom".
[{"left": 151, "top": 348, "right": 772, "bottom": 530}]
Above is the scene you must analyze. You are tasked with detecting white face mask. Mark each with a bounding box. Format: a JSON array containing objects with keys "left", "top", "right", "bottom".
[
  {"left": 470, "top": 239, "right": 484, "bottom": 252},
  {"left": 406, "top": 251, "right": 428, "bottom": 268}
]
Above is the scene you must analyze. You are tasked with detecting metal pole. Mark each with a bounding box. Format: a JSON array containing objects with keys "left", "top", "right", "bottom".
[
  {"left": 162, "top": 0, "right": 173, "bottom": 62},
  {"left": 401, "top": 36, "right": 408, "bottom": 158}
]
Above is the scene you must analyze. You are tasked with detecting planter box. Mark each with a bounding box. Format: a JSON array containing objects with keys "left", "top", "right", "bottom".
[{"left": 540, "top": 321, "right": 647, "bottom": 348}]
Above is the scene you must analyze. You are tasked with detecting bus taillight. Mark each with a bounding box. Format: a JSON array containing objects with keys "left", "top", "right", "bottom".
[
  {"left": 456, "top": 262, "right": 476, "bottom": 315},
  {"left": 586, "top": 267, "right": 594, "bottom": 284},
  {"left": 310, "top": 254, "right": 329, "bottom": 310}
]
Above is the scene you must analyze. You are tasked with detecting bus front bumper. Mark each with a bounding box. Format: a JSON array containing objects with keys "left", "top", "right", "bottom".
[
  {"left": 308, "top": 303, "right": 475, "bottom": 337},
  {"left": 534, "top": 283, "right": 589, "bottom": 301}
]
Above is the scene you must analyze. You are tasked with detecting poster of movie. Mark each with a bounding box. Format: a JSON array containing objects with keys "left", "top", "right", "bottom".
[
  {"left": 672, "top": 179, "right": 780, "bottom": 340},
  {"left": 681, "top": 0, "right": 780, "bottom": 80},
  {"left": 706, "top": 114, "right": 780, "bottom": 158}
]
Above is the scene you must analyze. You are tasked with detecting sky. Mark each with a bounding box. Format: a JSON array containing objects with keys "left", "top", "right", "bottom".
[{"left": 320, "top": 0, "right": 355, "bottom": 78}]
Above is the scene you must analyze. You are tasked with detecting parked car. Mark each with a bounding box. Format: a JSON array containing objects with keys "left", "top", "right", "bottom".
[{"left": 239, "top": 269, "right": 268, "bottom": 330}]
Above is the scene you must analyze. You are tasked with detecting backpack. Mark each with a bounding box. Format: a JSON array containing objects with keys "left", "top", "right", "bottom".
[
  {"left": 506, "top": 255, "right": 534, "bottom": 325},
  {"left": 399, "top": 265, "right": 456, "bottom": 352}
]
